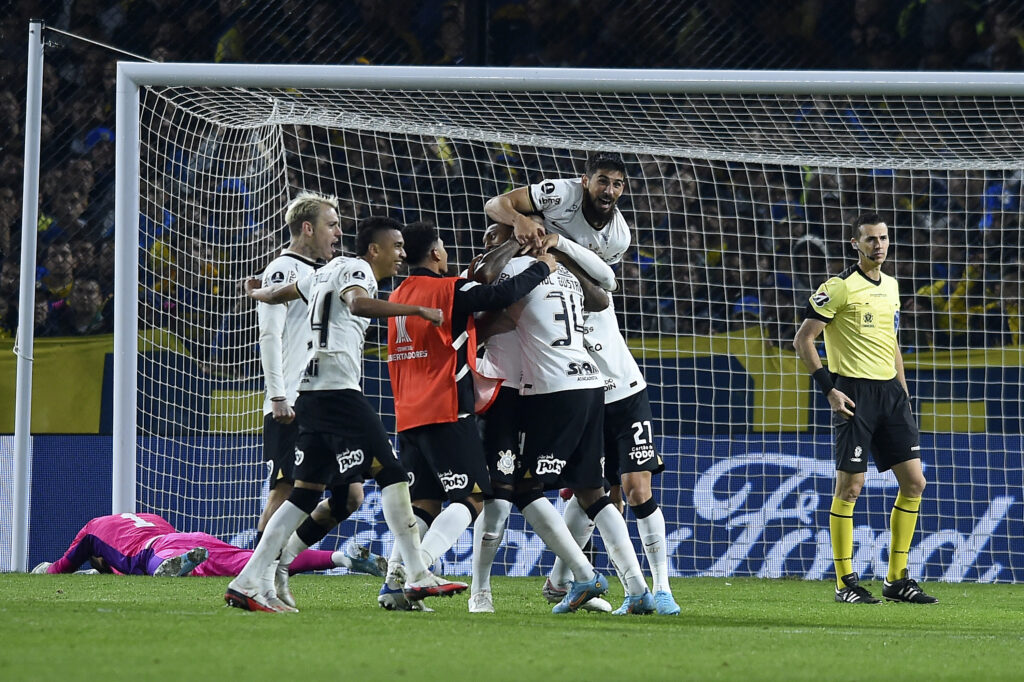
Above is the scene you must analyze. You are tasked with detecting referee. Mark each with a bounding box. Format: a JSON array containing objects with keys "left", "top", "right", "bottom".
[{"left": 793, "top": 213, "right": 937, "bottom": 605}]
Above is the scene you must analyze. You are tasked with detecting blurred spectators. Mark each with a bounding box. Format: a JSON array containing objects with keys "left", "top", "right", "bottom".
[{"left": 1, "top": 0, "right": 1023, "bottom": 360}]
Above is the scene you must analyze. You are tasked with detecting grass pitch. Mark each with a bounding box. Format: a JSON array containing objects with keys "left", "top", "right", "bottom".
[{"left": 1, "top": 574, "right": 1021, "bottom": 681}]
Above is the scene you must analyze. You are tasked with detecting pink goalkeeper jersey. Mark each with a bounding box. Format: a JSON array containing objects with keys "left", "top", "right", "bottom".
[
  {"left": 48, "top": 513, "right": 176, "bottom": 574},
  {"left": 49, "top": 514, "right": 337, "bottom": 576}
]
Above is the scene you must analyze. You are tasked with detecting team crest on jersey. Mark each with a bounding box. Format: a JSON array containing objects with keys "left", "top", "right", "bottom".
[
  {"left": 496, "top": 449, "right": 516, "bottom": 476},
  {"left": 438, "top": 470, "right": 469, "bottom": 491},
  {"left": 535, "top": 454, "right": 567, "bottom": 476},
  {"left": 862, "top": 312, "right": 874, "bottom": 328},
  {"left": 811, "top": 291, "right": 830, "bottom": 306},
  {"left": 294, "top": 448, "right": 304, "bottom": 466},
  {"left": 336, "top": 448, "right": 365, "bottom": 473}
]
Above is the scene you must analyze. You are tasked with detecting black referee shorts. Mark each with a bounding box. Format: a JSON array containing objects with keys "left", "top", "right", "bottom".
[{"left": 832, "top": 375, "right": 920, "bottom": 473}]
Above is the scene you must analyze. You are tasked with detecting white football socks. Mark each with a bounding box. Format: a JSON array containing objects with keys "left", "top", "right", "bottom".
[
  {"left": 593, "top": 504, "right": 647, "bottom": 597},
  {"left": 234, "top": 500, "right": 308, "bottom": 588},
  {"left": 549, "top": 495, "right": 595, "bottom": 588},
  {"left": 637, "top": 505, "right": 671, "bottom": 593},
  {"left": 380, "top": 482, "right": 431, "bottom": 583},
  {"left": 419, "top": 502, "right": 473, "bottom": 569},
  {"left": 471, "top": 498, "right": 511, "bottom": 594},
  {"left": 521, "top": 497, "right": 595, "bottom": 583}
]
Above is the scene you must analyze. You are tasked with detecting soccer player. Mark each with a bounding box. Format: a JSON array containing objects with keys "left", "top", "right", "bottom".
[
  {"left": 255, "top": 191, "right": 374, "bottom": 603},
  {"left": 793, "top": 212, "right": 937, "bottom": 605},
  {"left": 484, "top": 152, "right": 680, "bottom": 615},
  {"left": 382, "top": 221, "right": 553, "bottom": 607},
  {"left": 32, "top": 512, "right": 385, "bottom": 578},
  {"left": 254, "top": 191, "right": 334, "bottom": 546},
  {"left": 226, "top": 217, "right": 466, "bottom": 612}
]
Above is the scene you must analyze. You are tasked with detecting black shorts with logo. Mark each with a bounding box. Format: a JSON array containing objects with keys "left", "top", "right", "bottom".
[
  {"left": 293, "top": 390, "right": 401, "bottom": 485},
  {"left": 262, "top": 413, "right": 297, "bottom": 490},
  {"left": 832, "top": 375, "right": 920, "bottom": 473},
  {"left": 479, "top": 385, "right": 523, "bottom": 488},
  {"left": 399, "top": 416, "right": 492, "bottom": 503},
  {"left": 602, "top": 388, "right": 664, "bottom": 486},
  {"left": 521, "top": 387, "right": 605, "bottom": 491}
]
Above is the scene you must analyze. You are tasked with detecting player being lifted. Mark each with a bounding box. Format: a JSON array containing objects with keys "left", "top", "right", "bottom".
[
  {"left": 484, "top": 152, "right": 680, "bottom": 615},
  {"left": 254, "top": 192, "right": 381, "bottom": 584},
  {"left": 226, "top": 217, "right": 466, "bottom": 612}
]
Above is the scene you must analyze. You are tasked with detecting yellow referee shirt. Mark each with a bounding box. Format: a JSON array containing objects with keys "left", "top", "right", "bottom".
[{"left": 806, "top": 265, "right": 900, "bottom": 380}]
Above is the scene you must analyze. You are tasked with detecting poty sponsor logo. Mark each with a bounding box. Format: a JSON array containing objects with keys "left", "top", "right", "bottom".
[
  {"left": 439, "top": 470, "right": 469, "bottom": 491},
  {"left": 535, "top": 454, "right": 566, "bottom": 475},
  {"left": 336, "top": 448, "right": 365, "bottom": 473},
  {"left": 293, "top": 448, "right": 304, "bottom": 466}
]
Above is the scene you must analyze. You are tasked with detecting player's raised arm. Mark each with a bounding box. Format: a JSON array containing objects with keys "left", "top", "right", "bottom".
[
  {"left": 468, "top": 224, "right": 526, "bottom": 284},
  {"left": 343, "top": 286, "right": 443, "bottom": 326},
  {"left": 245, "top": 277, "right": 303, "bottom": 304},
  {"left": 484, "top": 187, "right": 545, "bottom": 247},
  {"left": 552, "top": 248, "right": 610, "bottom": 312},
  {"left": 541, "top": 232, "right": 617, "bottom": 291}
]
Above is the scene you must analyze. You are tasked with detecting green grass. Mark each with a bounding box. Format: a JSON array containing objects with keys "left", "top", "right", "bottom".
[{"left": 1, "top": 574, "right": 1021, "bottom": 681}]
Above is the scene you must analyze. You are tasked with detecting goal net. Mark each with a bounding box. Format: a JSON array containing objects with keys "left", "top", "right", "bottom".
[{"left": 121, "top": 65, "right": 1023, "bottom": 582}]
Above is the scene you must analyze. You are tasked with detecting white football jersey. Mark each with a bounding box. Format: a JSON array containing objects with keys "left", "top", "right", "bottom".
[
  {"left": 528, "top": 177, "right": 646, "bottom": 403},
  {"left": 295, "top": 256, "right": 376, "bottom": 392},
  {"left": 464, "top": 263, "right": 525, "bottom": 390},
  {"left": 476, "top": 325, "right": 522, "bottom": 391},
  {"left": 258, "top": 251, "right": 318, "bottom": 414},
  {"left": 529, "top": 178, "right": 632, "bottom": 264},
  {"left": 504, "top": 256, "right": 603, "bottom": 396}
]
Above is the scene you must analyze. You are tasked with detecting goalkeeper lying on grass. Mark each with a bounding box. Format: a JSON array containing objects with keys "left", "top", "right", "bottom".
[{"left": 31, "top": 512, "right": 385, "bottom": 578}]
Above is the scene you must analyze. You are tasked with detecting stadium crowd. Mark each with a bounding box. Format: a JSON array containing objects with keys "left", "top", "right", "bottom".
[{"left": 0, "top": 0, "right": 1021, "bottom": 356}]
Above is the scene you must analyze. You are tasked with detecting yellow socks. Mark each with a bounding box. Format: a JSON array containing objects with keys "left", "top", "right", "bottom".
[
  {"left": 830, "top": 497, "right": 855, "bottom": 589},
  {"left": 888, "top": 492, "right": 922, "bottom": 582}
]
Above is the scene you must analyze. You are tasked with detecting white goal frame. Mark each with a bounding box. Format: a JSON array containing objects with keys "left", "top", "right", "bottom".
[{"left": 111, "top": 62, "right": 1024, "bottom": 513}]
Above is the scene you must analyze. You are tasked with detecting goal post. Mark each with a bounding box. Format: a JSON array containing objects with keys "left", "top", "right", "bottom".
[{"left": 114, "top": 63, "right": 1024, "bottom": 580}]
